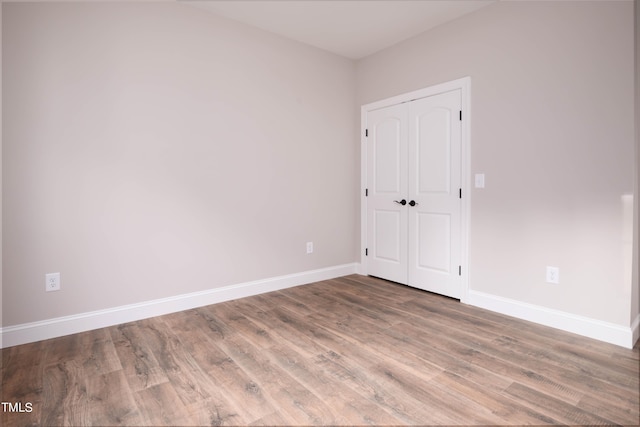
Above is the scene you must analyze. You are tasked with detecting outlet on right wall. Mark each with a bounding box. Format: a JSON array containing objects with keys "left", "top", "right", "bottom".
[{"left": 357, "top": 1, "right": 637, "bottom": 345}]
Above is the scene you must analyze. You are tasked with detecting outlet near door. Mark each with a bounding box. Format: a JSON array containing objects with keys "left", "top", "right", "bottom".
[
  {"left": 546, "top": 266, "right": 559, "bottom": 284},
  {"left": 306, "top": 242, "right": 314, "bottom": 254}
]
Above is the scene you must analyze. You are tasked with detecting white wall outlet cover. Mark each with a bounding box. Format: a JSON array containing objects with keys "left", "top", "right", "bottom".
[
  {"left": 306, "top": 242, "right": 314, "bottom": 254},
  {"left": 46, "top": 272, "right": 61, "bottom": 292},
  {"left": 546, "top": 266, "right": 559, "bottom": 284},
  {"left": 474, "top": 173, "right": 485, "bottom": 188}
]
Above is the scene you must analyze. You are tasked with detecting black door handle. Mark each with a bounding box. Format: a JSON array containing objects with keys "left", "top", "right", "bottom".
[
  {"left": 394, "top": 199, "right": 407, "bottom": 206},
  {"left": 409, "top": 200, "right": 418, "bottom": 206}
]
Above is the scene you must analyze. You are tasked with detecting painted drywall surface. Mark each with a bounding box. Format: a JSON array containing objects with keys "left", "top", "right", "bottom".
[
  {"left": 633, "top": 0, "right": 640, "bottom": 326},
  {"left": 357, "top": 1, "right": 635, "bottom": 326},
  {"left": 0, "top": 4, "right": 3, "bottom": 328},
  {"left": 2, "top": 2, "right": 357, "bottom": 326}
]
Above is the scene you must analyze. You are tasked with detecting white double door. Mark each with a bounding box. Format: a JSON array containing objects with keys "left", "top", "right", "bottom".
[{"left": 366, "top": 89, "right": 462, "bottom": 299}]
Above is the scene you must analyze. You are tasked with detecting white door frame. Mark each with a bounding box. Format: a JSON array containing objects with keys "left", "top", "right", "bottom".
[{"left": 360, "top": 77, "right": 471, "bottom": 303}]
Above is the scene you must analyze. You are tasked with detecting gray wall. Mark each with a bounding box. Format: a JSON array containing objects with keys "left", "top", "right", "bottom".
[
  {"left": 357, "top": 0, "right": 636, "bottom": 326},
  {"left": 0, "top": 4, "right": 3, "bottom": 328},
  {"left": 2, "top": 2, "right": 357, "bottom": 326},
  {"left": 633, "top": 0, "right": 640, "bottom": 326}
]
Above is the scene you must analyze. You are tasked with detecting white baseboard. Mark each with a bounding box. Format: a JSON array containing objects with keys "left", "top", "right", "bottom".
[
  {"left": 466, "top": 289, "right": 638, "bottom": 349},
  {"left": 0, "top": 263, "right": 358, "bottom": 349}
]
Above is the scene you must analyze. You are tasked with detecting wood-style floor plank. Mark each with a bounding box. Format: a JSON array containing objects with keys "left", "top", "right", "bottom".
[
  {"left": 109, "top": 322, "right": 170, "bottom": 392},
  {"left": 2, "top": 274, "right": 638, "bottom": 426}
]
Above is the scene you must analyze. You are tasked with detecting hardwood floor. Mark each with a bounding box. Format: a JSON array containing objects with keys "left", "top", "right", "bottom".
[{"left": 2, "top": 274, "right": 639, "bottom": 426}]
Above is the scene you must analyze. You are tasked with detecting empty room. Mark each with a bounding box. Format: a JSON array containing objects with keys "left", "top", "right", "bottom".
[{"left": 2, "top": 0, "right": 639, "bottom": 426}]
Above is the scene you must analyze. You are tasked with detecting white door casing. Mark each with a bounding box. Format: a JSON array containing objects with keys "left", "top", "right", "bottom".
[{"left": 361, "top": 78, "right": 470, "bottom": 301}]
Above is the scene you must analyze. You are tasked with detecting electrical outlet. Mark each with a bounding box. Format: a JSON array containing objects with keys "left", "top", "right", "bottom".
[
  {"left": 306, "top": 242, "right": 313, "bottom": 254},
  {"left": 46, "top": 272, "right": 61, "bottom": 292},
  {"left": 546, "top": 266, "right": 559, "bottom": 284}
]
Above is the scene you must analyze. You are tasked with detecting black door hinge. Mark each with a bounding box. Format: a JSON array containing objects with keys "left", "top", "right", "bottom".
[
  {"left": 459, "top": 110, "right": 462, "bottom": 121},
  {"left": 459, "top": 265, "right": 462, "bottom": 276},
  {"left": 459, "top": 188, "right": 462, "bottom": 199},
  {"left": 365, "top": 248, "right": 368, "bottom": 256},
  {"left": 365, "top": 129, "right": 368, "bottom": 137},
  {"left": 365, "top": 188, "right": 368, "bottom": 197}
]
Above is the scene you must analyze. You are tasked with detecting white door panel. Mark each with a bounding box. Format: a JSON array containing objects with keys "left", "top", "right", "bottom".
[
  {"left": 366, "top": 104, "right": 408, "bottom": 284},
  {"left": 416, "top": 108, "right": 451, "bottom": 194},
  {"left": 416, "top": 212, "right": 451, "bottom": 273},
  {"left": 374, "top": 210, "right": 402, "bottom": 262},
  {"left": 374, "top": 118, "right": 402, "bottom": 194},
  {"left": 408, "top": 90, "right": 462, "bottom": 298}
]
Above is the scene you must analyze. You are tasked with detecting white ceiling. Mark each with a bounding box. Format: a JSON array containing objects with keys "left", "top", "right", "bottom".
[{"left": 184, "top": 1, "right": 496, "bottom": 59}]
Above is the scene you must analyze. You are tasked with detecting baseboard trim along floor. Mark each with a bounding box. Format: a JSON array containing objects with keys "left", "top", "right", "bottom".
[
  {"left": 2, "top": 264, "right": 637, "bottom": 350},
  {"left": 466, "top": 289, "right": 639, "bottom": 349},
  {"left": 0, "top": 263, "right": 359, "bottom": 348}
]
